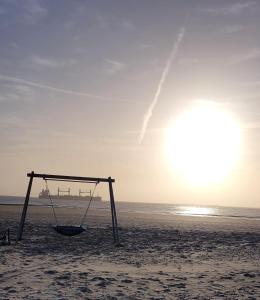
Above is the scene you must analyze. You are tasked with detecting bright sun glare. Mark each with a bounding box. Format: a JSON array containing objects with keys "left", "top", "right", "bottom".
[{"left": 165, "top": 104, "right": 242, "bottom": 185}]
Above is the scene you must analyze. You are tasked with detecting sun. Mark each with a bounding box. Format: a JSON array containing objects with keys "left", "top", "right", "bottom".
[{"left": 165, "top": 104, "right": 242, "bottom": 185}]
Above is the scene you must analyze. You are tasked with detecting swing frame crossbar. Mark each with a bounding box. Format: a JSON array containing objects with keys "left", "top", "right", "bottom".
[{"left": 16, "top": 171, "right": 119, "bottom": 245}]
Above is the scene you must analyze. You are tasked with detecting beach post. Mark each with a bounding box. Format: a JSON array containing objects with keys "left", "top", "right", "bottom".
[
  {"left": 16, "top": 171, "right": 34, "bottom": 241},
  {"left": 108, "top": 176, "right": 119, "bottom": 245}
]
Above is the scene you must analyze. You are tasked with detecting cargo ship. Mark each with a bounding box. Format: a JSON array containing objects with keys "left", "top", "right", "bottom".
[{"left": 38, "top": 188, "right": 102, "bottom": 201}]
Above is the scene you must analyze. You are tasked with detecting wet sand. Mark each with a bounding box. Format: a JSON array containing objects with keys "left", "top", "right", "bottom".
[{"left": 0, "top": 204, "right": 260, "bottom": 299}]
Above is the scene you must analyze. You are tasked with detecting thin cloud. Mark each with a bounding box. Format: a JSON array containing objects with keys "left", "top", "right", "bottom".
[
  {"left": 139, "top": 43, "right": 153, "bottom": 50},
  {"left": 122, "top": 21, "right": 135, "bottom": 31},
  {"left": 24, "top": 0, "right": 48, "bottom": 23},
  {"left": 202, "top": 2, "right": 256, "bottom": 15},
  {"left": 12, "top": 84, "right": 34, "bottom": 94},
  {"left": 31, "top": 55, "right": 60, "bottom": 68},
  {"left": 11, "top": 42, "right": 19, "bottom": 49},
  {"left": 230, "top": 48, "right": 260, "bottom": 64},
  {"left": 31, "top": 55, "right": 77, "bottom": 68},
  {"left": 0, "top": 116, "right": 25, "bottom": 128},
  {"left": 0, "top": 83, "right": 35, "bottom": 103},
  {"left": 0, "top": 74, "right": 138, "bottom": 103},
  {"left": 222, "top": 25, "right": 245, "bottom": 34},
  {"left": 0, "top": 93, "right": 19, "bottom": 102},
  {"left": 236, "top": 80, "right": 260, "bottom": 87},
  {"left": 105, "top": 59, "right": 125, "bottom": 75},
  {"left": 97, "top": 15, "right": 109, "bottom": 29}
]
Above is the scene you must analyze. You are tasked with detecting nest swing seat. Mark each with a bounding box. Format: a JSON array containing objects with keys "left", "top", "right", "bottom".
[{"left": 53, "top": 225, "right": 86, "bottom": 236}]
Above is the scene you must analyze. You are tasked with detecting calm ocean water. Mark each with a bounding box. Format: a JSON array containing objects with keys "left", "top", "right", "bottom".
[{"left": 0, "top": 195, "right": 260, "bottom": 220}]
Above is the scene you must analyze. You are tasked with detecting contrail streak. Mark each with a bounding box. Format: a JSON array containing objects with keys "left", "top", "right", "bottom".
[
  {"left": 0, "top": 74, "right": 135, "bottom": 103},
  {"left": 138, "top": 27, "right": 186, "bottom": 144}
]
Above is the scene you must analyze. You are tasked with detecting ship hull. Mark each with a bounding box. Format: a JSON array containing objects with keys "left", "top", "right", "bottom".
[{"left": 39, "top": 195, "right": 102, "bottom": 201}]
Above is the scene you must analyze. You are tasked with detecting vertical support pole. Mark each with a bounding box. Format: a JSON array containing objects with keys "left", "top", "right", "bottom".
[
  {"left": 108, "top": 177, "right": 119, "bottom": 244},
  {"left": 16, "top": 171, "right": 34, "bottom": 241},
  {"left": 109, "top": 179, "right": 116, "bottom": 243}
]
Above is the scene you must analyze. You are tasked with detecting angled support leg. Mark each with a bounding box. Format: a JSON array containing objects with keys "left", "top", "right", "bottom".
[{"left": 16, "top": 171, "right": 34, "bottom": 241}]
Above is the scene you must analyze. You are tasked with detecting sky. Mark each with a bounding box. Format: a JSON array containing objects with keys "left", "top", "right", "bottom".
[{"left": 0, "top": 0, "right": 260, "bottom": 208}]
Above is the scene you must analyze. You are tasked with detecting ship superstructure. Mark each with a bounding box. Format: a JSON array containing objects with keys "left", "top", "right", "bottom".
[{"left": 39, "top": 188, "right": 102, "bottom": 201}]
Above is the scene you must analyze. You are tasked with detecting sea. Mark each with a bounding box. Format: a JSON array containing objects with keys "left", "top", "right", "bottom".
[{"left": 0, "top": 195, "right": 260, "bottom": 220}]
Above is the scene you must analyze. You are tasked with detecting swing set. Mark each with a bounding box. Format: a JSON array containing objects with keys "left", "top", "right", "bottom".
[{"left": 17, "top": 171, "right": 119, "bottom": 244}]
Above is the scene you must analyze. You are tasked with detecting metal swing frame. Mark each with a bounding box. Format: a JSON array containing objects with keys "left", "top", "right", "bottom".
[{"left": 16, "top": 171, "right": 120, "bottom": 244}]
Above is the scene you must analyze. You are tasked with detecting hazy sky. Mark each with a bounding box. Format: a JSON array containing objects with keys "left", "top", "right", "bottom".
[{"left": 1, "top": 0, "right": 260, "bottom": 207}]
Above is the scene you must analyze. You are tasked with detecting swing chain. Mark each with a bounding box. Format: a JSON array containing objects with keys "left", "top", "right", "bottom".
[
  {"left": 44, "top": 178, "right": 99, "bottom": 228},
  {"left": 80, "top": 182, "right": 98, "bottom": 226},
  {"left": 44, "top": 179, "right": 58, "bottom": 226}
]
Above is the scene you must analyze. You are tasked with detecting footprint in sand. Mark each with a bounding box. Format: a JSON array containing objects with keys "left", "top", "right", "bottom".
[
  {"left": 78, "top": 271, "right": 89, "bottom": 278},
  {"left": 3, "top": 286, "right": 17, "bottom": 294},
  {"left": 44, "top": 270, "right": 57, "bottom": 275},
  {"left": 91, "top": 276, "right": 115, "bottom": 288},
  {"left": 167, "top": 282, "right": 186, "bottom": 289},
  {"left": 121, "top": 279, "right": 133, "bottom": 283},
  {"left": 243, "top": 272, "right": 256, "bottom": 278},
  {"left": 78, "top": 286, "right": 92, "bottom": 293},
  {"left": 55, "top": 272, "right": 71, "bottom": 280},
  {"left": 90, "top": 276, "right": 104, "bottom": 281}
]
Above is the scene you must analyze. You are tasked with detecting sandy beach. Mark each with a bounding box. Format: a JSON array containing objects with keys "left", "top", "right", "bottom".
[{"left": 0, "top": 204, "right": 260, "bottom": 299}]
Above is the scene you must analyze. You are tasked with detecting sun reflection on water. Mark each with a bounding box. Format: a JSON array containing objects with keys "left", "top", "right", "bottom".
[{"left": 177, "top": 206, "right": 215, "bottom": 216}]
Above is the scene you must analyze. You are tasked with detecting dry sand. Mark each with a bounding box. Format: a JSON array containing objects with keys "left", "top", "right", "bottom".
[{"left": 0, "top": 204, "right": 260, "bottom": 299}]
